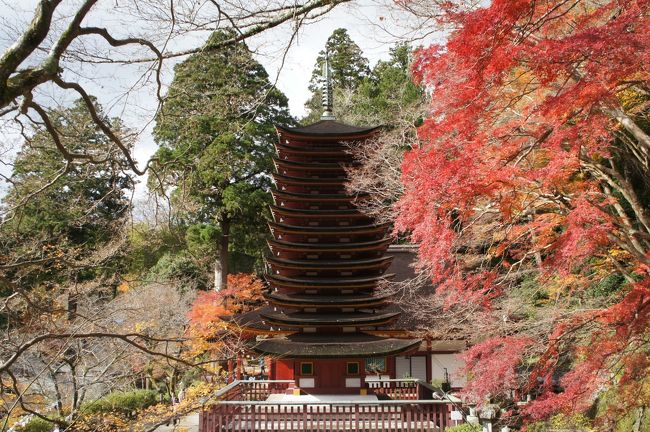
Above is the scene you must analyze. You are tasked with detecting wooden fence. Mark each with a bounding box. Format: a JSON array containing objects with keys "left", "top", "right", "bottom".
[
  {"left": 199, "top": 380, "right": 461, "bottom": 431},
  {"left": 200, "top": 400, "right": 455, "bottom": 431}
]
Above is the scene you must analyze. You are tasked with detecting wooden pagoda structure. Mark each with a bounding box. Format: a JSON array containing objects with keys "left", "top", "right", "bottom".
[{"left": 231, "top": 56, "right": 420, "bottom": 394}]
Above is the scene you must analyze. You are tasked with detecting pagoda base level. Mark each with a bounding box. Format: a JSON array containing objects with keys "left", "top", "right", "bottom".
[{"left": 251, "top": 333, "right": 420, "bottom": 358}]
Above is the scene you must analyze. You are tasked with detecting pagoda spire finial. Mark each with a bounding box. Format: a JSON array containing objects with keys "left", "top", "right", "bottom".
[{"left": 320, "top": 51, "right": 335, "bottom": 121}]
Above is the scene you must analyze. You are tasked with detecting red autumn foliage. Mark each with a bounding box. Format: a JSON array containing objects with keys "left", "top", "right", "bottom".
[
  {"left": 399, "top": 0, "right": 650, "bottom": 424},
  {"left": 187, "top": 273, "right": 264, "bottom": 340},
  {"left": 460, "top": 336, "right": 533, "bottom": 403}
]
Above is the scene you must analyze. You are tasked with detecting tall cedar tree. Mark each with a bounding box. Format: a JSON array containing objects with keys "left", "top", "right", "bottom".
[
  {"left": 1, "top": 98, "right": 132, "bottom": 290},
  {"left": 398, "top": 0, "right": 650, "bottom": 427},
  {"left": 303, "top": 28, "right": 370, "bottom": 123},
  {"left": 152, "top": 31, "right": 294, "bottom": 290},
  {"left": 345, "top": 43, "right": 423, "bottom": 126}
]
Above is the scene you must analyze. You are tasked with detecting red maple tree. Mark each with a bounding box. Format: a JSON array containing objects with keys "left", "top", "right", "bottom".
[
  {"left": 187, "top": 273, "right": 264, "bottom": 355},
  {"left": 398, "top": 0, "right": 650, "bottom": 424}
]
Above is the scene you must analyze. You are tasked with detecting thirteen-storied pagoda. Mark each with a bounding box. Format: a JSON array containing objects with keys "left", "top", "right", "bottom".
[{"left": 229, "top": 56, "right": 459, "bottom": 395}]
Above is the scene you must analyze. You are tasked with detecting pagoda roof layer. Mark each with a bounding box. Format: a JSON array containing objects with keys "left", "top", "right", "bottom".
[
  {"left": 269, "top": 221, "right": 389, "bottom": 234},
  {"left": 274, "top": 141, "right": 347, "bottom": 152},
  {"left": 272, "top": 173, "right": 347, "bottom": 185},
  {"left": 268, "top": 237, "right": 392, "bottom": 251},
  {"left": 270, "top": 205, "right": 366, "bottom": 217},
  {"left": 271, "top": 190, "right": 365, "bottom": 201},
  {"left": 267, "top": 255, "right": 392, "bottom": 269},
  {"left": 273, "top": 157, "right": 345, "bottom": 169},
  {"left": 265, "top": 273, "right": 394, "bottom": 289},
  {"left": 260, "top": 310, "right": 400, "bottom": 327},
  {"left": 275, "top": 143, "right": 351, "bottom": 156},
  {"left": 277, "top": 120, "right": 381, "bottom": 138},
  {"left": 264, "top": 291, "right": 392, "bottom": 307},
  {"left": 251, "top": 333, "right": 419, "bottom": 358}
]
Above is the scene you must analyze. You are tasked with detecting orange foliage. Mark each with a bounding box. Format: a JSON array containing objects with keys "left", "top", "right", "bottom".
[{"left": 186, "top": 273, "right": 264, "bottom": 354}]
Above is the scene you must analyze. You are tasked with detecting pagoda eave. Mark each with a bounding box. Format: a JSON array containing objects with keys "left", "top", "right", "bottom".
[
  {"left": 272, "top": 174, "right": 347, "bottom": 186},
  {"left": 268, "top": 238, "right": 392, "bottom": 253},
  {"left": 275, "top": 144, "right": 352, "bottom": 157},
  {"left": 264, "top": 292, "right": 392, "bottom": 308},
  {"left": 276, "top": 121, "right": 381, "bottom": 140},
  {"left": 251, "top": 333, "right": 419, "bottom": 358},
  {"left": 268, "top": 221, "right": 389, "bottom": 235},
  {"left": 267, "top": 255, "right": 392, "bottom": 269},
  {"left": 272, "top": 157, "right": 346, "bottom": 170},
  {"left": 269, "top": 206, "right": 366, "bottom": 217},
  {"left": 266, "top": 273, "right": 395, "bottom": 286},
  {"left": 260, "top": 311, "right": 400, "bottom": 327},
  {"left": 271, "top": 191, "right": 367, "bottom": 203}
]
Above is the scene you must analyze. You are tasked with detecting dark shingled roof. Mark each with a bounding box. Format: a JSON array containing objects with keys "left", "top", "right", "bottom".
[
  {"left": 266, "top": 255, "right": 393, "bottom": 269},
  {"left": 251, "top": 333, "right": 420, "bottom": 358},
  {"left": 261, "top": 310, "right": 400, "bottom": 326},
  {"left": 277, "top": 120, "right": 381, "bottom": 137},
  {"left": 265, "top": 291, "right": 392, "bottom": 306},
  {"left": 268, "top": 237, "right": 392, "bottom": 251},
  {"left": 266, "top": 273, "right": 395, "bottom": 287},
  {"left": 269, "top": 221, "right": 388, "bottom": 233},
  {"left": 231, "top": 246, "right": 427, "bottom": 332}
]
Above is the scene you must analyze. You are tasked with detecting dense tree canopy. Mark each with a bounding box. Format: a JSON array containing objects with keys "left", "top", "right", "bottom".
[
  {"left": 151, "top": 31, "right": 294, "bottom": 290},
  {"left": 303, "top": 28, "right": 370, "bottom": 123},
  {"left": 340, "top": 43, "right": 424, "bottom": 126},
  {"left": 1, "top": 98, "right": 133, "bottom": 291},
  {"left": 342, "top": 42, "right": 426, "bottom": 224},
  {"left": 398, "top": 0, "right": 650, "bottom": 427}
]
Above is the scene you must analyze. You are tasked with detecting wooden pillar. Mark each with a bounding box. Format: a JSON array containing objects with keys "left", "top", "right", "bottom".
[
  {"left": 266, "top": 357, "right": 275, "bottom": 380},
  {"left": 227, "top": 359, "right": 234, "bottom": 383},
  {"left": 236, "top": 354, "right": 242, "bottom": 380}
]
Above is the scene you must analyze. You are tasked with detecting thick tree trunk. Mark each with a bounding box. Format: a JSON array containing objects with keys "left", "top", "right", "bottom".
[
  {"left": 214, "top": 218, "right": 230, "bottom": 291},
  {"left": 603, "top": 106, "right": 650, "bottom": 154}
]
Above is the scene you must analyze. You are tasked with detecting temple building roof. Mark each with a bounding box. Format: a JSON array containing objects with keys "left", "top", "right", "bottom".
[
  {"left": 251, "top": 333, "right": 420, "bottom": 358},
  {"left": 277, "top": 120, "right": 381, "bottom": 138}
]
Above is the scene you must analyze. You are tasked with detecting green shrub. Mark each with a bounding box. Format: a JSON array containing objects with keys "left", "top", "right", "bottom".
[
  {"left": 16, "top": 417, "right": 56, "bottom": 432},
  {"left": 590, "top": 273, "right": 626, "bottom": 298},
  {"left": 446, "top": 424, "right": 482, "bottom": 432},
  {"left": 526, "top": 413, "right": 594, "bottom": 432},
  {"left": 81, "top": 389, "right": 158, "bottom": 418}
]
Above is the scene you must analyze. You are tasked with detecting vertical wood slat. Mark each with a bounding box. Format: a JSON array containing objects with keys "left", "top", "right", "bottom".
[
  {"left": 264, "top": 403, "right": 269, "bottom": 432},
  {"left": 407, "top": 404, "right": 413, "bottom": 431},
  {"left": 422, "top": 404, "right": 428, "bottom": 432},
  {"left": 423, "top": 406, "right": 431, "bottom": 430},
  {"left": 373, "top": 404, "right": 379, "bottom": 432},
  {"left": 199, "top": 396, "right": 462, "bottom": 431}
]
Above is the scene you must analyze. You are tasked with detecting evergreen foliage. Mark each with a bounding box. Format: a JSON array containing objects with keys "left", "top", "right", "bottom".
[
  {"left": 340, "top": 42, "right": 424, "bottom": 127},
  {"left": 80, "top": 390, "right": 158, "bottom": 418},
  {"left": 303, "top": 28, "right": 370, "bottom": 123},
  {"left": 151, "top": 30, "right": 295, "bottom": 284},
  {"left": 303, "top": 35, "right": 424, "bottom": 128},
  {"left": 0, "top": 98, "right": 133, "bottom": 290}
]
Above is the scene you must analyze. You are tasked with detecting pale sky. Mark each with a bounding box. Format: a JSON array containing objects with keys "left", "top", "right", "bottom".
[{"left": 0, "top": 1, "right": 443, "bottom": 196}]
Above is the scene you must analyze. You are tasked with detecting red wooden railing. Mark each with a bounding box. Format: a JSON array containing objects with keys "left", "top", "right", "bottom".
[
  {"left": 199, "top": 380, "right": 463, "bottom": 432},
  {"left": 215, "top": 380, "right": 293, "bottom": 401},
  {"left": 366, "top": 378, "right": 421, "bottom": 400},
  {"left": 200, "top": 400, "right": 453, "bottom": 431}
]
